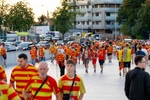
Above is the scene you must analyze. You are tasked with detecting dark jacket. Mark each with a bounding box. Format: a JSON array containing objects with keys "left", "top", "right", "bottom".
[{"left": 125, "top": 67, "right": 150, "bottom": 100}]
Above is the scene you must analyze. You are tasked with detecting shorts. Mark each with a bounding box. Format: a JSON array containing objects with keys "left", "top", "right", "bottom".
[
  {"left": 84, "top": 58, "right": 89, "bottom": 64},
  {"left": 50, "top": 54, "right": 55, "bottom": 58},
  {"left": 99, "top": 60, "right": 104, "bottom": 65},
  {"left": 92, "top": 59, "right": 97, "bottom": 65},
  {"left": 2, "top": 54, "right": 7, "bottom": 60},
  {"left": 123, "top": 62, "right": 131, "bottom": 68},
  {"left": 107, "top": 53, "right": 112, "bottom": 56}
]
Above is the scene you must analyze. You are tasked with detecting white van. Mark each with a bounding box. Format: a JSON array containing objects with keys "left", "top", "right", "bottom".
[{"left": 124, "top": 39, "right": 132, "bottom": 43}]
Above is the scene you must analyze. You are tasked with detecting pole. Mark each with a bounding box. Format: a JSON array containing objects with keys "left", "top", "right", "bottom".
[
  {"left": 42, "top": 5, "right": 49, "bottom": 18},
  {"left": 73, "top": 0, "right": 76, "bottom": 29},
  {"left": 114, "top": 0, "right": 117, "bottom": 40},
  {"left": 1, "top": 1, "right": 4, "bottom": 40}
]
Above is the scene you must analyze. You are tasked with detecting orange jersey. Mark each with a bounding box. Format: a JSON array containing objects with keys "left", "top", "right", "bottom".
[
  {"left": 38, "top": 48, "right": 44, "bottom": 57},
  {"left": 0, "top": 46, "right": 6, "bottom": 55},
  {"left": 49, "top": 46, "right": 56, "bottom": 54},
  {"left": 24, "top": 74, "right": 60, "bottom": 100},
  {"left": 56, "top": 53, "right": 65, "bottom": 64},
  {"left": 30, "top": 49, "right": 37, "bottom": 59},
  {"left": 107, "top": 46, "right": 113, "bottom": 53},
  {"left": 10, "top": 64, "right": 38, "bottom": 98},
  {"left": 70, "top": 50, "right": 78, "bottom": 63},
  {"left": 0, "top": 65, "right": 7, "bottom": 80},
  {"left": 64, "top": 47, "right": 71, "bottom": 55}
]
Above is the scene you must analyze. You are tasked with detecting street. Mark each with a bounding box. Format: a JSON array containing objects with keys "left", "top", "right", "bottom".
[{"left": 4, "top": 54, "right": 150, "bottom": 100}]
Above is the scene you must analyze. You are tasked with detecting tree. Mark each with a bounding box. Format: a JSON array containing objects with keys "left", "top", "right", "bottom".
[
  {"left": 0, "top": 0, "right": 9, "bottom": 32},
  {"left": 36, "top": 15, "right": 47, "bottom": 26},
  {"left": 132, "top": 0, "right": 150, "bottom": 39},
  {"left": 6, "top": 1, "right": 34, "bottom": 32},
  {"left": 52, "top": 0, "right": 77, "bottom": 37},
  {"left": 117, "top": 0, "right": 145, "bottom": 38}
]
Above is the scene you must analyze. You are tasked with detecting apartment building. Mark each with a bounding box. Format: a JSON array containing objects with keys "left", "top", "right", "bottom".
[{"left": 67, "top": 0, "right": 123, "bottom": 37}]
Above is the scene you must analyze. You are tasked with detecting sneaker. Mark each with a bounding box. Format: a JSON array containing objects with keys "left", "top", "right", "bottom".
[
  {"left": 94, "top": 70, "right": 96, "bottom": 73},
  {"left": 85, "top": 69, "right": 88, "bottom": 73}
]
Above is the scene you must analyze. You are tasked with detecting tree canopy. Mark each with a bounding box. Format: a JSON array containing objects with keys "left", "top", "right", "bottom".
[
  {"left": 117, "top": 0, "right": 147, "bottom": 39},
  {"left": 52, "top": 0, "right": 77, "bottom": 36},
  {"left": 7, "top": 1, "right": 34, "bottom": 32}
]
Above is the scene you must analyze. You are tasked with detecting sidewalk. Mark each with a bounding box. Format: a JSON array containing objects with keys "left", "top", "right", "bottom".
[{"left": 4, "top": 55, "right": 150, "bottom": 100}]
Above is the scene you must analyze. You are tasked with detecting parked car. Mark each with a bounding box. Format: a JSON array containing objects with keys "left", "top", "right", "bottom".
[
  {"left": 90, "top": 34, "right": 102, "bottom": 41},
  {"left": 4, "top": 38, "right": 16, "bottom": 45},
  {"left": 56, "top": 40, "right": 64, "bottom": 45},
  {"left": 0, "top": 39, "right": 5, "bottom": 43},
  {"left": 43, "top": 36, "right": 52, "bottom": 42},
  {"left": 52, "top": 35, "right": 61, "bottom": 40},
  {"left": 16, "top": 42, "right": 33, "bottom": 51},
  {"left": 5, "top": 44, "right": 17, "bottom": 52},
  {"left": 14, "top": 40, "right": 23, "bottom": 47},
  {"left": 36, "top": 41, "right": 50, "bottom": 49}
]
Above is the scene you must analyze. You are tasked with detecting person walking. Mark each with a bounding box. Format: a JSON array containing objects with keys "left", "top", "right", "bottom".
[
  {"left": 0, "top": 81, "right": 21, "bottom": 100},
  {"left": 58, "top": 59, "right": 86, "bottom": 100},
  {"left": 97, "top": 45, "right": 106, "bottom": 73},
  {"left": 124, "top": 55, "right": 150, "bottom": 100},
  {"left": 116, "top": 46, "right": 124, "bottom": 76},
  {"left": 106, "top": 43, "right": 113, "bottom": 63},
  {"left": 0, "top": 65, "right": 7, "bottom": 82},
  {"left": 122, "top": 44, "right": 133, "bottom": 76},
  {"left": 82, "top": 46, "right": 91, "bottom": 73},
  {"left": 0, "top": 43, "right": 7, "bottom": 67},
  {"left": 30, "top": 45, "right": 37, "bottom": 66},
  {"left": 22, "top": 61, "right": 61, "bottom": 100},
  {"left": 91, "top": 49, "right": 97, "bottom": 73},
  {"left": 56, "top": 49, "right": 66, "bottom": 76},
  {"left": 10, "top": 53, "right": 38, "bottom": 100}
]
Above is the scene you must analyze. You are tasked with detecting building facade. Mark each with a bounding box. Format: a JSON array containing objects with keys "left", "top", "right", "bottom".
[{"left": 67, "top": 0, "right": 123, "bottom": 38}]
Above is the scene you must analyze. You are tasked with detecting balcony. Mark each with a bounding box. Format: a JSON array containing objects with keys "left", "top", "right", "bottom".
[
  {"left": 93, "top": 24, "right": 102, "bottom": 29},
  {"left": 92, "top": 0, "right": 123, "bottom": 5},
  {"left": 80, "top": 8, "right": 92, "bottom": 13},
  {"left": 76, "top": 16, "right": 89, "bottom": 21},
  {"left": 76, "top": 1, "right": 88, "bottom": 5},
  {"left": 92, "top": 16, "right": 102, "bottom": 21},
  {"left": 92, "top": 8, "right": 119, "bottom": 13},
  {"left": 76, "top": 25, "right": 92, "bottom": 29},
  {"left": 105, "top": 16, "right": 116, "bottom": 21},
  {"left": 105, "top": 24, "right": 122, "bottom": 29}
]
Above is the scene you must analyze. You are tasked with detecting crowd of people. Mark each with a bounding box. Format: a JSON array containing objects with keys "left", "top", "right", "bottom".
[{"left": 1, "top": 39, "right": 150, "bottom": 99}]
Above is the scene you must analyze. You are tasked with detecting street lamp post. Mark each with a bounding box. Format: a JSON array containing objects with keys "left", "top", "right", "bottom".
[
  {"left": 1, "top": 1, "right": 5, "bottom": 40},
  {"left": 41, "top": 5, "right": 49, "bottom": 18},
  {"left": 114, "top": 0, "right": 117, "bottom": 40},
  {"left": 2, "top": 19, "right": 5, "bottom": 39}
]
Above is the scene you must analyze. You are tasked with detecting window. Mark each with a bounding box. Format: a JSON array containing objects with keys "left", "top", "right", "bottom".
[
  {"left": 106, "top": 21, "right": 111, "bottom": 25},
  {"left": 87, "top": 21, "right": 89, "bottom": 25},
  {"left": 106, "top": 13, "right": 110, "bottom": 16},
  {"left": 96, "top": 21, "right": 100, "bottom": 25},
  {"left": 95, "top": 13, "right": 99, "bottom": 16}
]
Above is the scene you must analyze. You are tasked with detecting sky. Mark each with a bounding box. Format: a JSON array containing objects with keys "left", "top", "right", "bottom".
[{"left": 10, "top": 0, "right": 61, "bottom": 21}]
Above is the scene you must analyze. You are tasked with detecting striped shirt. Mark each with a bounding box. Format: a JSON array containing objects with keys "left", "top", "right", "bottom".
[
  {"left": 58, "top": 75, "right": 86, "bottom": 100},
  {"left": 24, "top": 74, "right": 60, "bottom": 100},
  {"left": 0, "top": 65, "right": 6, "bottom": 80},
  {"left": 10, "top": 64, "right": 38, "bottom": 98},
  {"left": 0, "top": 81, "right": 21, "bottom": 100}
]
